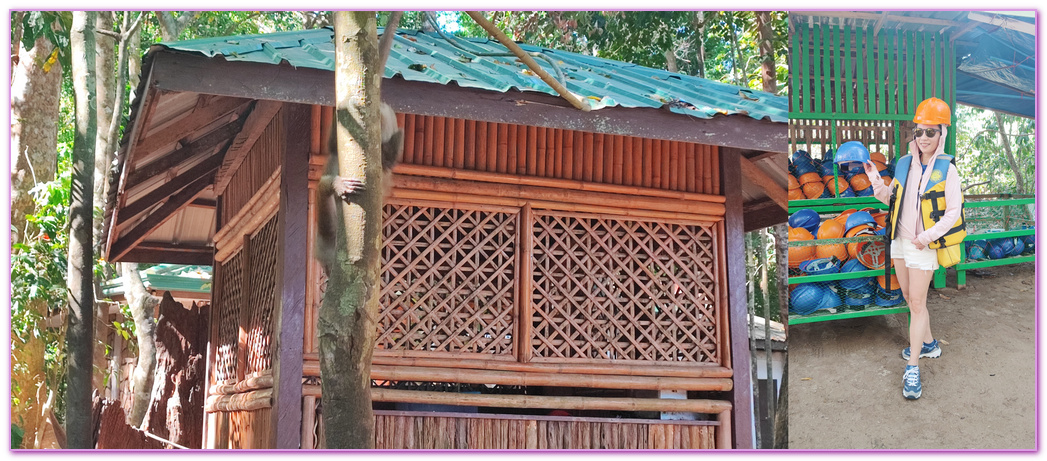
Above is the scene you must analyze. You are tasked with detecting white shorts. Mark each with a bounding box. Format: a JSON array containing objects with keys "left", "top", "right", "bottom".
[{"left": 890, "top": 238, "right": 939, "bottom": 271}]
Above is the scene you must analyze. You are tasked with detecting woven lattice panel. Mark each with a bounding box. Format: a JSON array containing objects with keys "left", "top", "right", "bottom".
[
  {"left": 214, "top": 250, "right": 244, "bottom": 382},
  {"left": 246, "top": 215, "right": 279, "bottom": 374},
  {"left": 529, "top": 211, "right": 721, "bottom": 364},
  {"left": 377, "top": 202, "right": 518, "bottom": 357}
]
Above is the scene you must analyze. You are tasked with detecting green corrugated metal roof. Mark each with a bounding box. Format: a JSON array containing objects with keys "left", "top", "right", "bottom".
[
  {"left": 101, "top": 264, "right": 212, "bottom": 298},
  {"left": 159, "top": 27, "right": 787, "bottom": 123}
]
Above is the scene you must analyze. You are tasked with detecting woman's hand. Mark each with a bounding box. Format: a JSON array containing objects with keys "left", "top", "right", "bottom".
[
  {"left": 862, "top": 161, "right": 878, "bottom": 177},
  {"left": 912, "top": 237, "right": 925, "bottom": 250}
]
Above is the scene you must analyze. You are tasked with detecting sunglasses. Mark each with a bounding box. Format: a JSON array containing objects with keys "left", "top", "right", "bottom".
[{"left": 912, "top": 128, "right": 941, "bottom": 138}]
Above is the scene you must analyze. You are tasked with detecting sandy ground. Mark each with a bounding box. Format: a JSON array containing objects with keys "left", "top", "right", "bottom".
[{"left": 788, "top": 261, "right": 1036, "bottom": 450}]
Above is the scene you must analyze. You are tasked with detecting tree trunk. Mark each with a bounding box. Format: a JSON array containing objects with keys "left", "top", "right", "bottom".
[
  {"left": 65, "top": 10, "right": 98, "bottom": 449},
  {"left": 663, "top": 49, "right": 679, "bottom": 73},
  {"left": 773, "top": 223, "right": 788, "bottom": 332},
  {"left": 92, "top": 11, "right": 117, "bottom": 394},
  {"left": 10, "top": 34, "right": 63, "bottom": 245},
  {"left": 693, "top": 12, "right": 709, "bottom": 79},
  {"left": 140, "top": 293, "right": 206, "bottom": 449},
  {"left": 727, "top": 12, "right": 745, "bottom": 87},
  {"left": 994, "top": 112, "right": 1025, "bottom": 194},
  {"left": 321, "top": 11, "right": 384, "bottom": 449},
  {"left": 754, "top": 11, "right": 777, "bottom": 93},
  {"left": 11, "top": 11, "right": 25, "bottom": 80},
  {"left": 120, "top": 263, "right": 157, "bottom": 428},
  {"left": 154, "top": 11, "right": 197, "bottom": 42}
]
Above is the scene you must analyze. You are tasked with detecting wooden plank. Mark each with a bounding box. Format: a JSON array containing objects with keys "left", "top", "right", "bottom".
[
  {"left": 369, "top": 364, "right": 732, "bottom": 391},
  {"left": 270, "top": 104, "right": 307, "bottom": 449},
  {"left": 214, "top": 100, "right": 284, "bottom": 194},
  {"left": 507, "top": 123, "right": 518, "bottom": 175},
  {"left": 134, "top": 96, "right": 249, "bottom": 158},
  {"left": 109, "top": 171, "right": 216, "bottom": 262},
  {"left": 463, "top": 119, "right": 475, "bottom": 169},
  {"left": 843, "top": 25, "right": 853, "bottom": 114},
  {"left": 612, "top": 134, "right": 623, "bottom": 185},
  {"left": 121, "top": 149, "right": 225, "bottom": 220},
  {"left": 518, "top": 204, "right": 534, "bottom": 362},
  {"left": 739, "top": 156, "right": 787, "bottom": 211},
  {"left": 591, "top": 133, "right": 603, "bottom": 183},
  {"left": 721, "top": 147, "right": 751, "bottom": 449}
]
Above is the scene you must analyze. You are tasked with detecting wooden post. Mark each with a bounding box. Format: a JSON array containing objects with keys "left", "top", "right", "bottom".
[
  {"left": 721, "top": 147, "right": 753, "bottom": 449},
  {"left": 271, "top": 103, "right": 309, "bottom": 448}
]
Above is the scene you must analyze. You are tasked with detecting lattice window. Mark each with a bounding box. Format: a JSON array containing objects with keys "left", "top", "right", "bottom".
[
  {"left": 529, "top": 211, "right": 721, "bottom": 364},
  {"left": 246, "top": 215, "right": 279, "bottom": 374},
  {"left": 377, "top": 202, "right": 518, "bottom": 357},
  {"left": 214, "top": 251, "right": 245, "bottom": 382}
]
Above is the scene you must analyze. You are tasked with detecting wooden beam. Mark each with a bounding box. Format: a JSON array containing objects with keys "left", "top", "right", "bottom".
[
  {"left": 126, "top": 116, "right": 245, "bottom": 188},
  {"left": 743, "top": 198, "right": 786, "bottom": 232},
  {"left": 368, "top": 364, "right": 733, "bottom": 391},
  {"left": 738, "top": 156, "right": 787, "bottom": 211},
  {"left": 214, "top": 99, "right": 285, "bottom": 195},
  {"left": 950, "top": 20, "right": 983, "bottom": 42},
  {"left": 302, "top": 387, "right": 733, "bottom": 415},
  {"left": 120, "top": 148, "right": 226, "bottom": 220},
  {"left": 134, "top": 96, "right": 249, "bottom": 157},
  {"left": 968, "top": 11, "right": 1035, "bottom": 36},
  {"left": 148, "top": 51, "right": 788, "bottom": 154},
  {"left": 115, "top": 246, "right": 214, "bottom": 265},
  {"left": 271, "top": 104, "right": 309, "bottom": 449},
  {"left": 720, "top": 147, "right": 752, "bottom": 450},
  {"left": 109, "top": 172, "right": 215, "bottom": 262},
  {"left": 873, "top": 12, "right": 890, "bottom": 36}
]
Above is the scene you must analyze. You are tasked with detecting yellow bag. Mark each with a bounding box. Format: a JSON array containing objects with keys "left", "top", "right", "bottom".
[{"left": 936, "top": 244, "right": 962, "bottom": 268}]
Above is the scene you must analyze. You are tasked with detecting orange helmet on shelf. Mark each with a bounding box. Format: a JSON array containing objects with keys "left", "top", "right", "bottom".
[
  {"left": 789, "top": 188, "right": 805, "bottom": 201},
  {"left": 870, "top": 152, "right": 888, "bottom": 164},
  {"left": 913, "top": 97, "right": 951, "bottom": 126},
  {"left": 802, "top": 181, "right": 825, "bottom": 199},
  {"left": 878, "top": 273, "right": 901, "bottom": 291},
  {"left": 824, "top": 177, "right": 849, "bottom": 195},
  {"left": 815, "top": 219, "right": 848, "bottom": 262},
  {"left": 849, "top": 173, "right": 872, "bottom": 192},
  {"left": 788, "top": 174, "right": 799, "bottom": 190},
  {"left": 798, "top": 172, "right": 822, "bottom": 185},
  {"left": 788, "top": 227, "right": 816, "bottom": 268}
]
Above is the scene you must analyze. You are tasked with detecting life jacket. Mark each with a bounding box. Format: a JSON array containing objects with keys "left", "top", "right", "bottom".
[{"left": 885, "top": 154, "right": 966, "bottom": 249}]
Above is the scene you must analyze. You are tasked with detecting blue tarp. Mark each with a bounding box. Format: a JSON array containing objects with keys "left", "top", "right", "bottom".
[{"left": 954, "top": 14, "right": 1035, "bottom": 118}]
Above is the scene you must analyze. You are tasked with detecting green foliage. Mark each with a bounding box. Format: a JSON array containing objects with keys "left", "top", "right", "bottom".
[
  {"left": 954, "top": 106, "right": 1035, "bottom": 195},
  {"left": 15, "top": 11, "right": 73, "bottom": 77},
  {"left": 12, "top": 424, "right": 25, "bottom": 449},
  {"left": 451, "top": 11, "right": 788, "bottom": 94}
]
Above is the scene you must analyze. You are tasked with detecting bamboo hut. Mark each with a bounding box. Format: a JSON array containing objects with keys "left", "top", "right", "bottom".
[{"left": 102, "top": 26, "right": 788, "bottom": 450}]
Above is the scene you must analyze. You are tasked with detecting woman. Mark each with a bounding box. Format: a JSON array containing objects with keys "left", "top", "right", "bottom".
[{"left": 863, "top": 97, "right": 964, "bottom": 400}]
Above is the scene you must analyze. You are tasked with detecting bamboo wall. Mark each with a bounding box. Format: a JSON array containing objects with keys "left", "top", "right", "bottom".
[{"left": 220, "top": 112, "right": 282, "bottom": 225}]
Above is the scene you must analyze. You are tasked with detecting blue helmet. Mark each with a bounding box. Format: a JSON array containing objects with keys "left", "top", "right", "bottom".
[
  {"left": 967, "top": 243, "right": 986, "bottom": 260},
  {"left": 800, "top": 256, "right": 842, "bottom": 276},
  {"left": 834, "top": 141, "right": 871, "bottom": 165},
  {"left": 1010, "top": 238, "right": 1025, "bottom": 257},
  {"left": 845, "top": 211, "right": 877, "bottom": 233},
  {"left": 992, "top": 238, "right": 1015, "bottom": 258},
  {"left": 839, "top": 259, "right": 875, "bottom": 292},
  {"left": 790, "top": 283, "right": 824, "bottom": 315},
  {"left": 874, "top": 286, "right": 904, "bottom": 306},
  {"left": 789, "top": 209, "right": 821, "bottom": 235},
  {"left": 818, "top": 288, "right": 843, "bottom": 311}
]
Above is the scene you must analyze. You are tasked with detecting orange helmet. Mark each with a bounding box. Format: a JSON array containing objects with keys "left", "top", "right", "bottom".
[
  {"left": 870, "top": 152, "right": 887, "bottom": 164},
  {"left": 878, "top": 273, "right": 901, "bottom": 291},
  {"left": 914, "top": 97, "right": 951, "bottom": 126},
  {"left": 882, "top": 175, "right": 893, "bottom": 187},
  {"left": 845, "top": 224, "right": 875, "bottom": 260},
  {"left": 849, "top": 173, "right": 872, "bottom": 192},
  {"left": 788, "top": 227, "right": 816, "bottom": 268},
  {"left": 789, "top": 188, "right": 805, "bottom": 201},
  {"left": 871, "top": 211, "right": 888, "bottom": 229},
  {"left": 798, "top": 172, "right": 822, "bottom": 185},
  {"left": 824, "top": 177, "right": 848, "bottom": 195},
  {"left": 815, "top": 219, "right": 847, "bottom": 262},
  {"left": 871, "top": 159, "right": 888, "bottom": 172},
  {"left": 788, "top": 174, "right": 799, "bottom": 190},
  {"left": 802, "top": 181, "right": 825, "bottom": 199}
]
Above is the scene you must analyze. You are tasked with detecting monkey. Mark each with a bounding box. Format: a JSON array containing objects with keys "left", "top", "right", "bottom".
[
  {"left": 315, "top": 13, "right": 405, "bottom": 272},
  {"left": 315, "top": 102, "right": 403, "bottom": 271}
]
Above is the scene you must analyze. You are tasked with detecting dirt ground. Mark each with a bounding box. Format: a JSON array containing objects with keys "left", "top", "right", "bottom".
[{"left": 788, "top": 261, "right": 1036, "bottom": 450}]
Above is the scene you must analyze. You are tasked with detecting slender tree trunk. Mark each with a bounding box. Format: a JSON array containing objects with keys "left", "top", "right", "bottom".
[
  {"left": 727, "top": 12, "right": 745, "bottom": 87},
  {"left": 92, "top": 11, "right": 116, "bottom": 394},
  {"left": 65, "top": 10, "right": 98, "bottom": 449},
  {"left": 320, "top": 11, "right": 384, "bottom": 449},
  {"left": 994, "top": 112, "right": 1025, "bottom": 194},
  {"left": 663, "top": 48, "right": 679, "bottom": 73},
  {"left": 11, "top": 35, "right": 63, "bottom": 245},
  {"left": 120, "top": 263, "right": 157, "bottom": 427},
  {"left": 11, "top": 11, "right": 25, "bottom": 80},
  {"left": 154, "top": 11, "right": 197, "bottom": 42},
  {"left": 773, "top": 224, "right": 788, "bottom": 332},
  {"left": 754, "top": 11, "right": 777, "bottom": 93},
  {"left": 694, "top": 12, "right": 708, "bottom": 79}
]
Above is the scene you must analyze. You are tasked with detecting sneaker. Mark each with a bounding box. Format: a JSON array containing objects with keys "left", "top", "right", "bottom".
[
  {"left": 902, "top": 339, "right": 942, "bottom": 360},
  {"left": 903, "top": 365, "right": 922, "bottom": 400}
]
